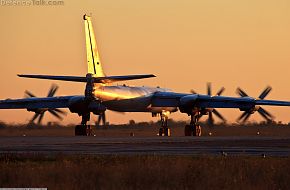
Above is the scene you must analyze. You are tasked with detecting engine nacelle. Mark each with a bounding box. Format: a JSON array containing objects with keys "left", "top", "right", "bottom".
[
  {"left": 179, "top": 94, "right": 198, "bottom": 113},
  {"left": 239, "top": 105, "right": 260, "bottom": 114},
  {"left": 68, "top": 96, "right": 106, "bottom": 115},
  {"left": 89, "top": 101, "right": 107, "bottom": 115}
]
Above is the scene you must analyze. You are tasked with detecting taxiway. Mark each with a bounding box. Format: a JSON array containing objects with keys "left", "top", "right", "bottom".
[{"left": 1, "top": 136, "right": 290, "bottom": 156}]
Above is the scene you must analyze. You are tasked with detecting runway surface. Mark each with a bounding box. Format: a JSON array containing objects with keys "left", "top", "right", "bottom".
[{"left": 1, "top": 136, "right": 290, "bottom": 156}]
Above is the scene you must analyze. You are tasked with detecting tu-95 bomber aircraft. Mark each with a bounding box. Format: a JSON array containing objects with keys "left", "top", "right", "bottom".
[{"left": 1, "top": 15, "right": 290, "bottom": 136}]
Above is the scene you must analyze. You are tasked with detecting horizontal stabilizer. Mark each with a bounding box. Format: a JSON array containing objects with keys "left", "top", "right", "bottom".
[{"left": 18, "top": 74, "right": 156, "bottom": 83}]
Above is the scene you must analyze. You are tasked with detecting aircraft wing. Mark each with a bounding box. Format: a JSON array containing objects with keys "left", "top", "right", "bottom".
[
  {"left": 18, "top": 74, "right": 156, "bottom": 83},
  {"left": 151, "top": 92, "right": 290, "bottom": 109},
  {"left": 255, "top": 100, "right": 290, "bottom": 106},
  {"left": 0, "top": 96, "right": 77, "bottom": 109}
]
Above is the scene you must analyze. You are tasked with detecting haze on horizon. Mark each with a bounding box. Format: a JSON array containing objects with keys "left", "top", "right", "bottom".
[{"left": 0, "top": 0, "right": 290, "bottom": 125}]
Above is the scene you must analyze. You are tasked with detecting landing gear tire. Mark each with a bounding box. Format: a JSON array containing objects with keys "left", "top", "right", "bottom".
[
  {"left": 195, "top": 125, "right": 202, "bottom": 137},
  {"left": 158, "top": 127, "right": 171, "bottom": 136},
  {"left": 75, "top": 125, "right": 92, "bottom": 136},
  {"left": 185, "top": 112, "right": 203, "bottom": 137},
  {"left": 184, "top": 124, "right": 202, "bottom": 136},
  {"left": 164, "top": 127, "right": 171, "bottom": 136}
]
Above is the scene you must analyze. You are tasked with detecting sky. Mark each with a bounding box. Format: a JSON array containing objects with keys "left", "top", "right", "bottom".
[{"left": 0, "top": 0, "right": 290, "bottom": 125}]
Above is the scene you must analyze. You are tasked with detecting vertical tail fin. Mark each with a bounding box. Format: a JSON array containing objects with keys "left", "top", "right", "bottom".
[{"left": 83, "top": 14, "right": 105, "bottom": 77}]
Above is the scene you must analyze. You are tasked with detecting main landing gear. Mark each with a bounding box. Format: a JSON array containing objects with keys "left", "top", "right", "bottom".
[
  {"left": 184, "top": 113, "right": 202, "bottom": 136},
  {"left": 75, "top": 112, "right": 92, "bottom": 136},
  {"left": 158, "top": 112, "right": 171, "bottom": 136}
]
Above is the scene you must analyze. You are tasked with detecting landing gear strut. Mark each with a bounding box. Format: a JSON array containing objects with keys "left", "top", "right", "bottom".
[
  {"left": 158, "top": 112, "right": 171, "bottom": 136},
  {"left": 75, "top": 112, "right": 92, "bottom": 136},
  {"left": 185, "top": 113, "right": 202, "bottom": 136}
]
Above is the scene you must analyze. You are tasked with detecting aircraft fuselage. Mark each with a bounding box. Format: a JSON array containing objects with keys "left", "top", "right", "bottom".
[{"left": 94, "top": 85, "right": 177, "bottom": 113}]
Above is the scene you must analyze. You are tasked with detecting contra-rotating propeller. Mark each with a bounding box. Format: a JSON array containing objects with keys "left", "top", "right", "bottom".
[
  {"left": 25, "top": 84, "right": 66, "bottom": 124},
  {"left": 96, "top": 110, "right": 125, "bottom": 126},
  {"left": 190, "top": 83, "right": 226, "bottom": 126},
  {"left": 236, "top": 86, "right": 274, "bottom": 123}
]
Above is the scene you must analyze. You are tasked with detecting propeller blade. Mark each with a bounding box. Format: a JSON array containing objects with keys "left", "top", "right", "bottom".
[
  {"left": 30, "top": 113, "right": 40, "bottom": 123},
  {"left": 258, "top": 86, "right": 272, "bottom": 100},
  {"left": 37, "top": 113, "right": 45, "bottom": 124},
  {"left": 207, "top": 111, "right": 214, "bottom": 126},
  {"left": 190, "top": 89, "right": 197, "bottom": 94},
  {"left": 212, "top": 109, "right": 226, "bottom": 122},
  {"left": 237, "top": 111, "right": 248, "bottom": 122},
  {"left": 48, "top": 110, "right": 63, "bottom": 120},
  {"left": 216, "top": 87, "right": 225, "bottom": 96},
  {"left": 257, "top": 109, "right": 270, "bottom": 121},
  {"left": 260, "top": 107, "right": 274, "bottom": 119},
  {"left": 242, "top": 113, "right": 251, "bottom": 123},
  {"left": 257, "top": 107, "right": 274, "bottom": 121},
  {"left": 207, "top": 83, "right": 212, "bottom": 96},
  {"left": 25, "top": 90, "right": 36, "bottom": 98},
  {"left": 235, "top": 87, "right": 275, "bottom": 123},
  {"left": 53, "top": 108, "right": 66, "bottom": 115},
  {"left": 26, "top": 85, "right": 65, "bottom": 124},
  {"left": 236, "top": 87, "right": 249, "bottom": 97},
  {"left": 47, "top": 84, "right": 59, "bottom": 97}
]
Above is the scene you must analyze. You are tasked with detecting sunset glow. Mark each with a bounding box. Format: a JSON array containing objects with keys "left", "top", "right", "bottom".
[{"left": 0, "top": 0, "right": 290, "bottom": 124}]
